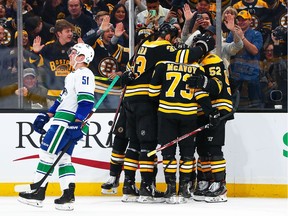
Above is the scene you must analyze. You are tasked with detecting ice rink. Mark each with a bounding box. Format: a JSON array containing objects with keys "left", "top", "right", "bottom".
[{"left": 0, "top": 196, "right": 287, "bottom": 216}]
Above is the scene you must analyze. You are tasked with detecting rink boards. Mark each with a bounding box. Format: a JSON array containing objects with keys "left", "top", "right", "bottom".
[{"left": 0, "top": 112, "right": 287, "bottom": 197}]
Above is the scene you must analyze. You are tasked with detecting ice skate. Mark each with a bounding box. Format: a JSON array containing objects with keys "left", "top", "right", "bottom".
[
  {"left": 178, "top": 182, "right": 191, "bottom": 204},
  {"left": 101, "top": 176, "right": 120, "bottom": 194},
  {"left": 164, "top": 183, "right": 177, "bottom": 204},
  {"left": 54, "top": 183, "right": 75, "bottom": 211},
  {"left": 18, "top": 184, "right": 47, "bottom": 208},
  {"left": 193, "top": 181, "right": 210, "bottom": 201},
  {"left": 137, "top": 181, "right": 165, "bottom": 203},
  {"left": 121, "top": 179, "right": 139, "bottom": 202},
  {"left": 204, "top": 181, "right": 228, "bottom": 203}
]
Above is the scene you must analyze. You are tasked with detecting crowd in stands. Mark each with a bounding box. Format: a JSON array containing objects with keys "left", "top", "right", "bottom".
[{"left": 0, "top": 0, "right": 287, "bottom": 110}]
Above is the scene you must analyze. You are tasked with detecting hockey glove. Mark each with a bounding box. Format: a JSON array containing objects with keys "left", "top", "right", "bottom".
[
  {"left": 67, "top": 122, "right": 84, "bottom": 141},
  {"left": 187, "top": 75, "right": 209, "bottom": 89},
  {"left": 121, "top": 70, "right": 135, "bottom": 87},
  {"left": 194, "top": 33, "right": 215, "bottom": 55},
  {"left": 209, "top": 109, "right": 221, "bottom": 128},
  {"left": 33, "top": 112, "right": 50, "bottom": 134}
]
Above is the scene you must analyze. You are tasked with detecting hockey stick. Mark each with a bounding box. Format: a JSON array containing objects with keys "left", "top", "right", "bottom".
[
  {"left": 147, "top": 90, "right": 240, "bottom": 157},
  {"left": 14, "top": 76, "right": 120, "bottom": 192},
  {"left": 105, "top": 85, "right": 127, "bottom": 146}
]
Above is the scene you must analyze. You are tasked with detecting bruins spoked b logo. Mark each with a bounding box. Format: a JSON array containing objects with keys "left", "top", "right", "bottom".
[{"left": 98, "top": 57, "right": 118, "bottom": 78}]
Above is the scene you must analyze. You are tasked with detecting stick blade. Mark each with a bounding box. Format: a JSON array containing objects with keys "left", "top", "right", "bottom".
[
  {"left": 14, "top": 184, "right": 32, "bottom": 192},
  {"left": 147, "top": 150, "right": 156, "bottom": 157}
]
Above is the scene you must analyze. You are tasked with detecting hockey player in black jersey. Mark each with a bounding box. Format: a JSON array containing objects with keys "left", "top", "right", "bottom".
[
  {"left": 121, "top": 23, "right": 215, "bottom": 203},
  {"left": 149, "top": 60, "right": 219, "bottom": 204},
  {"left": 186, "top": 30, "right": 234, "bottom": 203}
]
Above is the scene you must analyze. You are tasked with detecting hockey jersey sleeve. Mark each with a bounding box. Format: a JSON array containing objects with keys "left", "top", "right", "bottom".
[{"left": 74, "top": 69, "right": 96, "bottom": 121}]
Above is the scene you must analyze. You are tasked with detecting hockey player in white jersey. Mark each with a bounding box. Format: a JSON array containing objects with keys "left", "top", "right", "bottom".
[{"left": 18, "top": 43, "right": 95, "bottom": 211}]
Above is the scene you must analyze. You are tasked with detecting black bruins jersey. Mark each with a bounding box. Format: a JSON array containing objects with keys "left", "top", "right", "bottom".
[
  {"left": 149, "top": 60, "right": 205, "bottom": 121},
  {"left": 30, "top": 40, "right": 75, "bottom": 99},
  {"left": 124, "top": 39, "right": 204, "bottom": 102},
  {"left": 90, "top": 38, "right": 129, "bottom": 95},
  {"left": 195, "top": 54, "right": 233, "bottom": 118}
]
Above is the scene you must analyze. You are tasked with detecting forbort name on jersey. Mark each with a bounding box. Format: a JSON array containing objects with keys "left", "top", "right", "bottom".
[{"left": 166, "top": 63, "right": 198, "bottom": 73}]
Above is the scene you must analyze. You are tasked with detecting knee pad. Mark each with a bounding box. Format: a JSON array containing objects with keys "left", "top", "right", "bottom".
[
  {"left": 58, "top": 152, "right": 72, "bottom": 166},
  {"left": 39, "top": 149, "right": 55, "bottom": 164}
]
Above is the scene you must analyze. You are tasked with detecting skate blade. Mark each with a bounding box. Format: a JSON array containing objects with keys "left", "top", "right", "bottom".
[
  {"left": 192, "top": 194, "right": 206, "bottom": 202},
  {"left": 55, "top": 203, "right": 74, "bottom": 211},
  {"left": 205, "top": 194, "right": 228, "bottom": 203},
  {"left": 101, "top": 188, "right": 118, "bottom": 195},
  {"left": 137, "top": 196, "right": 165, "bottom": 204},
  {"left": 177, "top": 196, "right": 188, "bottom": 204},
  {"left": 17, "top": 197, "right": 43, "bottom": 208},
  {"left": 165, "top": 196, "right": 178, "bottom": 204},
  {"left": 121, "top": 194, "right": 139, "bottom": 202}
]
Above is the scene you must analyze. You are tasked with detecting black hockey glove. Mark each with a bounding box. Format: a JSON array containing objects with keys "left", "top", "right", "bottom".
[
  {"left": 186, "top": 75, "right": 209, "bottom": 90},
  {"left": 209, "top": 109, "right": 221, "bottom": 128},
  {"left": 33, "top": 112, "right": 50, "bottom": 134},
  {"left": 121, "top": 70, "right": 135, "bottom": 87},
  {"left": 194, "top": 33, "right": 215, "bottom": 55}
]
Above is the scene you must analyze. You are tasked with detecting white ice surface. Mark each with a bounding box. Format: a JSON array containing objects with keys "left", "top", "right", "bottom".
[{"left": 0, "top": 196, "right": 287, "bottom": 216}]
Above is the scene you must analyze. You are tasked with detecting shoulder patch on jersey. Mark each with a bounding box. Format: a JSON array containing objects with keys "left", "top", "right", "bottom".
[{"left": 202, "top": 54, "right": 222, "bottom": 65}]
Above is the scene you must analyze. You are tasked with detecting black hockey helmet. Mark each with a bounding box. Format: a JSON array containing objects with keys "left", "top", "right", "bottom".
[
  {"left": 135, "top": 27, "right": 153, "bottom": 45},
  {"left": 272, "top": 26, "right": 287, "bottom": 41},
  {"left": 158, "top": 23, "right": 178, "bottom": 39}
]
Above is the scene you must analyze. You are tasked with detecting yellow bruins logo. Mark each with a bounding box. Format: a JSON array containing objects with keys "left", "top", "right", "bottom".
[
  {"left": 98, "top": 57, "right": 118, "bottom": 77},
  {"left": 2, "top": 28, "right": 12, "bottom": 46},
  {"left": 55, "top": 65, "right": 70, "bottom": 76}
]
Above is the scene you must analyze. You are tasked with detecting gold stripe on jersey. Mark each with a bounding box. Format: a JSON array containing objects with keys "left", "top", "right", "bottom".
[
  {"left": 194, "top": 90, "right": 209, "bottom": 100},
  {"left": 163, "top": 160, "right": 177, "bottom": 173},
  {"left": 125, "top": 84, "right": 150, "bottom": 97},
  {"left": 175, "top": 49, "right": 190, "bottom": 63},
  {"left": 148, "top": 84, "right": 161, "bottom": 98},
  {"left": 211, "top": 160, "right": 226, "bottom": 173},
  {"left": 48, "top": 90, "right": 62, "bottom": 97},
  {"left": 123, "top": 158, "right": 138, "bottom": 171},
  {"left": 139, "top": 160, "right": 154, "bottom": 173},
  {"left": 198, "top": 98, "right": 233, "bottom": 115},
  {"left": 158, "top": 99, "right": 198, "bottom": 115},
  {"left": 179, "top": 160, "right": 193, "bottom": 174}
]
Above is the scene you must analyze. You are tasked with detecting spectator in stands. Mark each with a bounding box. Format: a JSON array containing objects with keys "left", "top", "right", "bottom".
[
  {"left": 65, "top": 0, "right": 96, "bottom": 38},
  {"left": 0, "top": 68, "right": 48, "bottom": 109},
  {"left": 119, "top": 0, "right": 146, "bottom": 16},
  {"left": 83, "top": 10, "right": 109, "bottom": 45},
  {"left": 232, "top": 0, "right": 272, "bottom": 44},
  {"left": 227, "top": 10, "right": 263, "bottom": 108},
  {"left": 89, "top": 15, "right": 129, "bottom": 110},
  {"left": 24, "top": 15, "right": 54, "bottom": 45},
  {"left": 40, "top": 0, "right": 70, "bottom": 26},
  {"left": 0, "top": 24, "right": 16, "bottom": 88},
  {"left": 110, "top": 3, "right": 129, "bottom": 46},
  {"left": 136, "top": 0, "right": 177, "bottom": 30},
  {"left": 30, "top": 19, "right": 76, "bottom": 106}
]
